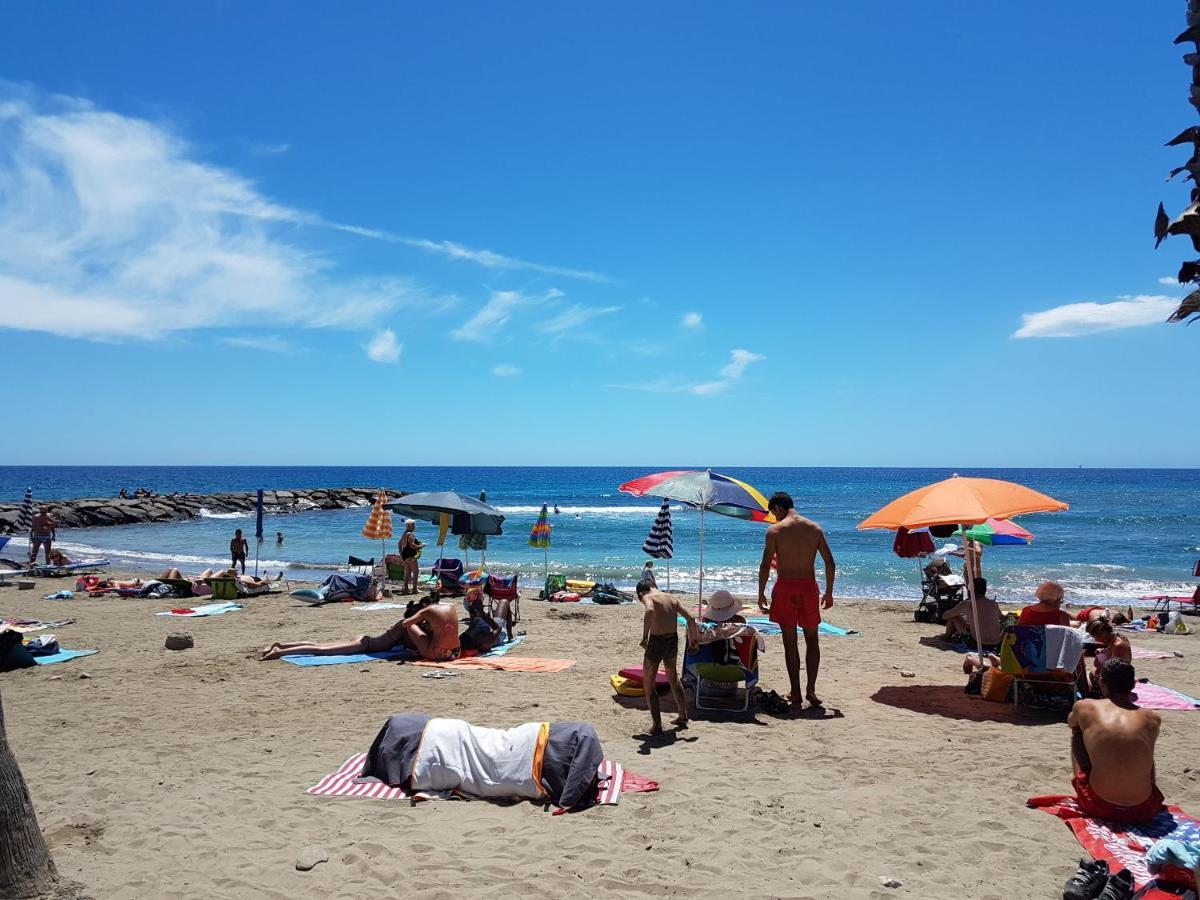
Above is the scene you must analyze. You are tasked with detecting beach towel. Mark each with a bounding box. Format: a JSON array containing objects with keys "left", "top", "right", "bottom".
[
  {"left": 1027, "top": 797, "right": 1200, "bottom": 897},
  {"left": 1132, "top": 681, "right": 1200, "bottom": 711},
  {"left": 32, "top": 648, "right": 99, "bottom": 666},
  {"left": 351, "top": 602, "right": 410, "bottom": 611},
  {"left": 1132, "top": 646, "right": 1176, "bottom": 661},
  {"left": 155, "top": 602, "right": 243, "bottom": 618},
  {"left": 281, "top": 647, "right": 413, "bottom": 667},
  {"left": 308, "top": 753, "right": 652, "bottom": 807},
  {"left": 410, "top": 656, "right": 576, "bottom": 673},
  {"left": 724, "top": 616, "right": 857, "bottom": 637}
]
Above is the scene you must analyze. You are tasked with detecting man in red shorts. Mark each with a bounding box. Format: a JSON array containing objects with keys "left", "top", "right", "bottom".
[{"left": 758, "top": 492, "right": 835, "bottom": 709}]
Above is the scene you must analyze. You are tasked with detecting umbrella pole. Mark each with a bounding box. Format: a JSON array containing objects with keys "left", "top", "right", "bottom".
[
  {"left": 962, "top": 523, "right": 984, "bottom": 662},
  {"left": 698, "top": 506, "right": 705, "bottom": 614},
  {"left": 254, "top": 540, "right": 260, "bottom": 578}
]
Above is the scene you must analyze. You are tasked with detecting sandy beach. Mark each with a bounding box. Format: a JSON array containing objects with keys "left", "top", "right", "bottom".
[{"left": 0, "top": 572, "right": 1196, "bottom": 899}]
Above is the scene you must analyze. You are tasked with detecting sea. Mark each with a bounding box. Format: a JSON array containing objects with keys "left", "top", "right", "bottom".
[{"left": 1, "top": 466, "right": 1197, "bottom": 605}]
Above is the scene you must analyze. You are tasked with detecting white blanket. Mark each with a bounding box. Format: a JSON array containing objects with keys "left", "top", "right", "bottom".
[
  {"left": 1043, "top": 624, "right": 1085, "bottom": 672},
  {"left": 410, "top": 719, "right": 544, "bottom": 801}
]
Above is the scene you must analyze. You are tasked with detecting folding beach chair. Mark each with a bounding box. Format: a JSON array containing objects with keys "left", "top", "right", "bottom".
[
  {"left": 432, "top": 558, "right": 465, "bottom": 597},
  {"left": 684, "top": 628, "right": 760, "bottom": 713},
  {"left": 999, "top": 625, "right": 1082, "bottom": 708},
  {"left": 485, "top": 572, "right": 520, "bottom": 623},
  {"left": 348, "top": 555, "right": 375, "bottom": 576}
]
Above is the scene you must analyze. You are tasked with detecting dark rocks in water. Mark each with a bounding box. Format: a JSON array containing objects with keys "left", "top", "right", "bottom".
[{"left": 0, "top": 487, "right": 391, "bottom": 534}]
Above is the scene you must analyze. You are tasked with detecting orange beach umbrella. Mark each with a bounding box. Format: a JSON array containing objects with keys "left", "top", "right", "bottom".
[
  {"left": 361, "top": 489, "right": 394, "bottom": 564},
  {"left": 859, "top": 475, "right": 1068, "bottom": 662},
  {"left": 858, "top": 475, "right": 1068, "bottom": 532}
]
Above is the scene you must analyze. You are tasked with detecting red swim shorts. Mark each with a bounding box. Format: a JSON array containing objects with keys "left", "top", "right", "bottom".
[
  {"left": 1072, "top": 771, "right": 1165, "bottom": 824},
  {"left": 770, "top": 578, "right": 821, "bottom": 631}
]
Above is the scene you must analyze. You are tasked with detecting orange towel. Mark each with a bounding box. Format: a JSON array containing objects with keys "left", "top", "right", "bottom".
[{"left": 410, "top": 657, "right": 576, "bottom": 673}]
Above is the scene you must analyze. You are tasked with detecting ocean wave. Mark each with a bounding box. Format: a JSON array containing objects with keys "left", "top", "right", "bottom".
[
  {"left": 198, "top": 508, "right": 252, "bottom": 520},
  {"left": 1061, "top": 563, "right": 1132, "bottom": 572}
]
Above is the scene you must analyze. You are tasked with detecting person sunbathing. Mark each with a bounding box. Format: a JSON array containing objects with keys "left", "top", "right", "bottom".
[
  {"left": 260, "top": 602, "right": 461, "bottom": 662},
  {"left": 1072, "top": 604, "right": 1134, "bottom": 626},
  {"left": 459, "top": 590, "right": 515, "bottom": 654},
  {"left": 1066, "top": 658, "right": 1164, "bottom": 824},
  {"left": 1084, "top": 617, "right": 1132, "bottom": 695}
]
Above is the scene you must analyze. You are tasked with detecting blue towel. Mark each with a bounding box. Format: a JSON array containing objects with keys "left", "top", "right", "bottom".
[
  {"left": 478, "top": 634, "right": 524, "bottom": 657},
  {"left": 281, "top": 647, "right": 412, "bottom": 667},
  {"left": 740, "top": 617, "right": 856, "bottom": 637},
  {"left": 33, "top": 648, "right": 99, "bottom": 665}
]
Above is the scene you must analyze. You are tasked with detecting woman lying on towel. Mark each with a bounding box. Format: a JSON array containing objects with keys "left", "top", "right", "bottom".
[
  {"left": 162, "top": 567, "right": 278, "bottom": 592},
  {"left": 460, "top": 589, "right": 515, "bottom": 654},
  {"left": 1071, "top": 604, "right": 1134, "bottom": 626},
  {"left": 260, "top": 602, "right": 461, "bottom": 662}
]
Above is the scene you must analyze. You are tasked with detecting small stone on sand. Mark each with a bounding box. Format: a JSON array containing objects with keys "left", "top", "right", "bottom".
[{"left": 295, "top": 845, "right": 329, "bottom": 871}]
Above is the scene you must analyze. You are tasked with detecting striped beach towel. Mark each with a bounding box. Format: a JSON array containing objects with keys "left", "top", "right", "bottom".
[{"left": 308, "top": 753, "right": 648, "bottom": 807}]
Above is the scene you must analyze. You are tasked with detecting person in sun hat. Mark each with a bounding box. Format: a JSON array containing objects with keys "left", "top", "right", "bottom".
[{"left": 702, "top": 589, "right": 746, "bottom": 625}]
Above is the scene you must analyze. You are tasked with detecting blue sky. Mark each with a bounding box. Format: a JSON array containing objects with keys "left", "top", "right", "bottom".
[{"left": 0, "top": 2, "right": 1195, "bottom": 467}]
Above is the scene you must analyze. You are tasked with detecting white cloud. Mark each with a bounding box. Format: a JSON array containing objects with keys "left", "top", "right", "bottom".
[
  {"left": 0, "top": 90, "right": 430, "bottom": 342},
  {"left": 365, "top": 328, "right": 401, "bottom": 363},
  {"left": 221, "top": 334, "right": 296, "bottom": 354},
  {"left": 608, "top": 347, "right": 765, "bottom": 396},
  {"left": 492, "top": 364, "right": 522, "bottom": 377},
  {"left": 1159, "top": 276, "right": 1179, "bottom": 286},
  {"left": 538, "top": 303, "right": 620, "bottom": 335},
  {"left": 1013, "top": 294, "right": 1178, "bottom": 338},
  {"left": 682, "top": 311, "right": 703, "bottom": 329},
  {"left": 451, "top": 290, "right": 528, "bottom": 342},
  {"left": 251, "top": 142, "right": 291, "bottom": 156},
  {"left": 389, "top": 237, "right": 611, "bottom": 284},
  {"left": 720, "top": 348, "right": 765, "bottom": 380}
]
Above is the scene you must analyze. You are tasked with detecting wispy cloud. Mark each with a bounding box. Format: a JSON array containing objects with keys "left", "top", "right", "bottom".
[
  {"left": 0, "top": 89, "right": 429, "bottom": 341},
  {"left": 682, "top": 311, "right": 703, "bottom": 329},
  {"left": 451, "top": 290, "right": 530, "bottom": 342},
  {"left": 1159, "top": 276, "right": 1180, "bottom": 286},
  {"left": 1013, "top": 295, "right": 1178, "bottom": 338},
  {"left": 538, "top": 303, "right": 621, "bottom": 335},
  {"left": 251, "top": 141, "right": 291, "bottom": 156},
  {"left": 491, "top": 364, "right": 522, "bottom": 377},
  {"left": 386, "top": 237, "right": 612, "bottom": 284},
  {"left": 365, "top": 328, "right": 402, "bottom": 363},
  {"left": 221, "top": 334, "right": 297, "bottom": 354},
  {"left": 609, "top": 347, "right": 766, "bottom": 396}
]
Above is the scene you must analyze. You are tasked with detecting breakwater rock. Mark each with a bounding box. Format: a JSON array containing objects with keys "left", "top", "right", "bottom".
[{"left": 0, "top": 488, "right": 388, "bottom": 534}]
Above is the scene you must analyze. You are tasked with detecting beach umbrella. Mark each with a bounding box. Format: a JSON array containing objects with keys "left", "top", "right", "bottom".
[
  {"left": 528, "top": 503, "right": 552, "bottom": 582},
  {"left": 619, "top": 469, "right": 774, "bottom": 603},
  {"left": 642, "top": 499, "right": 674, "bottom": 590},
  {"left": 860, "top": 475, "right": 1068, "bottom": 660},
  {"left": 387, "top": 491, "right": 505, "bottom": 564},
  {"left": 459, "top": 490, "right": 489, "bottom": 570},
  {"left": 361, "top": 489, "right": 394, "bottom": 566},
  {"left": 253, "top": 489, "right": 265, "bottom": 577},
  {"left": 14, "top": 487, "right": 33, "bottom": 540},
  {"left": 952, "top": 517, "right": 1034, "bottom": 546}
]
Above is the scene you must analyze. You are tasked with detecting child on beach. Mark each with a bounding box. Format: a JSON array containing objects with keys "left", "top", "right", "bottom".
[{"left": 636, "top": 579, "right": 699, "bottom": 736}]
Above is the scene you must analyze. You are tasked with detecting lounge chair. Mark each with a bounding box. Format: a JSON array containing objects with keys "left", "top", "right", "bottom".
[
  {"left": 349, "top": 555, "right": 376, "bottom": 576},
  {"left": 684, "top": 627, "right": 760, "bottom": 713},
  {"left": 432, "top": 558, "right": 465, "bottom": 597},
  {"left": 998, "top": 624, "right": 1084, "bottom": 708},
  {"left": 485, "top": 572, "right": 520, "bottom": 623}
]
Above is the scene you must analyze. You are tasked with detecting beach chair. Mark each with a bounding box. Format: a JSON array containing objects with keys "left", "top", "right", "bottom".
[
  {"left": 348, "top": 555, "right": 376, "bottom": 576},
  {"left": 998, "top": 624, "right": 1083, "bottom": 708},
  {"left": 684, "top": 629, "right": 760, "bottom": 713},
  {"left": 207, "top": 576, "right": 239, "bottom": 602},
  {"left": 432, "top": 558, "right": 465, "bottom": 597},
  {"left": 485, "top": 572, "right": 520, "bottom": 623}
]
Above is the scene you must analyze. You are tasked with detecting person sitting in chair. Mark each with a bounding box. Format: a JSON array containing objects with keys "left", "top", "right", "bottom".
[
  {"left": 941, "top": 577, "right": 1003, "bottom": 649},
  {"left": 1019, "top": 581, "right": 1072, "bottom": 627},
  {"left": 260, "top": 601, "right": 461, "bottom": 662},
  {"left": 1065, "top": 658, "right": 1164, "bottom": 824},
  {"left": 459, "top": 589, "right": 515, "bottom": 654}
]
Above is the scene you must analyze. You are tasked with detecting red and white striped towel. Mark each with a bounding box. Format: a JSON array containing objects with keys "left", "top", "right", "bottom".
[{"left": 308, "top": 753, "right": 654, "bottom": 807}]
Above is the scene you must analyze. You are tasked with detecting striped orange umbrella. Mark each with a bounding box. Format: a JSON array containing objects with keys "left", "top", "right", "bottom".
[{"left": 361, "top": 489, "right": 393, "bottom": 562}]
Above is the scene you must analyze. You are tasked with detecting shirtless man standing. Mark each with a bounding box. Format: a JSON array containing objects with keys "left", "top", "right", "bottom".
[
  {"left": 637, "top": 579, "right": 699, "bottom": 736},
  {"left": 1067, "top": 658, "right": 1164, "bottom": 823},
  {"left": 29, "top": 506, "right": 56, "bottom": 566},
  {"left": 758, "top": 491, "right": 835, "bottom": 709}
]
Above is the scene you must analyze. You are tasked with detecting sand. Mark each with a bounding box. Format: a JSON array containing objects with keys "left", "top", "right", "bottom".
[{"left": 3, "top": 572, "right": 1199, "bottom": 900}]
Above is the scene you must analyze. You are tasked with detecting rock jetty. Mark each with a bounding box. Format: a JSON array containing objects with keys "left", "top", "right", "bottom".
[{"left": 0, "top": 488, "right": 389, "bottom": 534}]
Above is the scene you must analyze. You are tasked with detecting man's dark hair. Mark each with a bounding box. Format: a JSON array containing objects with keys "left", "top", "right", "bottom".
[
  {"left": 636, "top": 578, "right": 655, "bottom": 597},
  {"left": 768, "top": 491, "right": 794, "bottom": 512},
  {"left": 973, "top": 577, "right": 987, "bottom": 597},
  {"left": 1100, "top": 657, "right": 1136, "bottom": 695}
]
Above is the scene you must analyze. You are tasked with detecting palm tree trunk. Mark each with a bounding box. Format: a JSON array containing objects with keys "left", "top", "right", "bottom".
[{"left": 0, "top": 688, "right": 58, "bottom": 898}]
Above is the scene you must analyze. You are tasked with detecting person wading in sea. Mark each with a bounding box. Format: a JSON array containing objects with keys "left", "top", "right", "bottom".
[{"left": 757, "top": 492, "right": 836, "bottom": 710}]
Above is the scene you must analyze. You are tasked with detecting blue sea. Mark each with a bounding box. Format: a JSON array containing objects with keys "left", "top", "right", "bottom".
[{"left": 1, "top": 466, "right": 1197, "bottom": 604}]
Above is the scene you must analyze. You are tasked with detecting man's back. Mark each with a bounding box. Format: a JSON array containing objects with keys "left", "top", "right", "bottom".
[
  {"left": 642, "top": 589, "right": 680, "bottom": 635},
  {"left": 769, "top": 513, "right": 824, "bottom": 580},
  {"left": 1075, "top": 698, "right": 1161, "bottom": 805}
]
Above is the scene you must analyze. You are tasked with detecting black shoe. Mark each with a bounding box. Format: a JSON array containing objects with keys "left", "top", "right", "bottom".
[
  {"left": 1063, "top": 858, "right": 1109, "bottom": 900},
  {"left": 1096, "top": 869, "right": 1133, "bottom": 900}
]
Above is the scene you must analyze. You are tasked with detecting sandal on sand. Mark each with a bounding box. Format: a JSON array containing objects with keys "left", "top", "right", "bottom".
[{"left": 421, "top": 670, "right": 461, "bottom": 679}]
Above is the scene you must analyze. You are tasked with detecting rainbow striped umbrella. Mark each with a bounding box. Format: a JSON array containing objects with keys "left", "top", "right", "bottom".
[
  {"left": 952, "top": 517, "right": 1034, "bottom": 546},
  {"left": 619, "top": 469, "right": 775, "bottom": 602},
  {"left": 529, "top": 503, "right": 552, "bottom": 581}
]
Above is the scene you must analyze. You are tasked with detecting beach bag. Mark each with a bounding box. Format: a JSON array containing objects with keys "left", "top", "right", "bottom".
[{"left": 981, "top": 668, "right": 1014, "bottom": 703}]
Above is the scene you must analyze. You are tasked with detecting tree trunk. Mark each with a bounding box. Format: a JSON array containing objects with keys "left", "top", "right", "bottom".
[{"left": 0, "top": 687, "right": 58, "bottom": 899}]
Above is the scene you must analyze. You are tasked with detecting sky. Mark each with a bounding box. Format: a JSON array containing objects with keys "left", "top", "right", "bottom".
[{"left": 0, "top": 2, "right": 1196, "bottom": 467}]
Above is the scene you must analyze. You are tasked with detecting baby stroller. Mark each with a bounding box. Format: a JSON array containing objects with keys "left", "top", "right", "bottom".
[{"left": 915, "top": 560, "right": 965, "bottom": 623}]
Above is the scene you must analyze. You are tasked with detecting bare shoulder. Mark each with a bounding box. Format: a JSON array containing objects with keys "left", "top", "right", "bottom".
[{"left": 797, "top": 516, "right": 824, "bottom": 532}]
